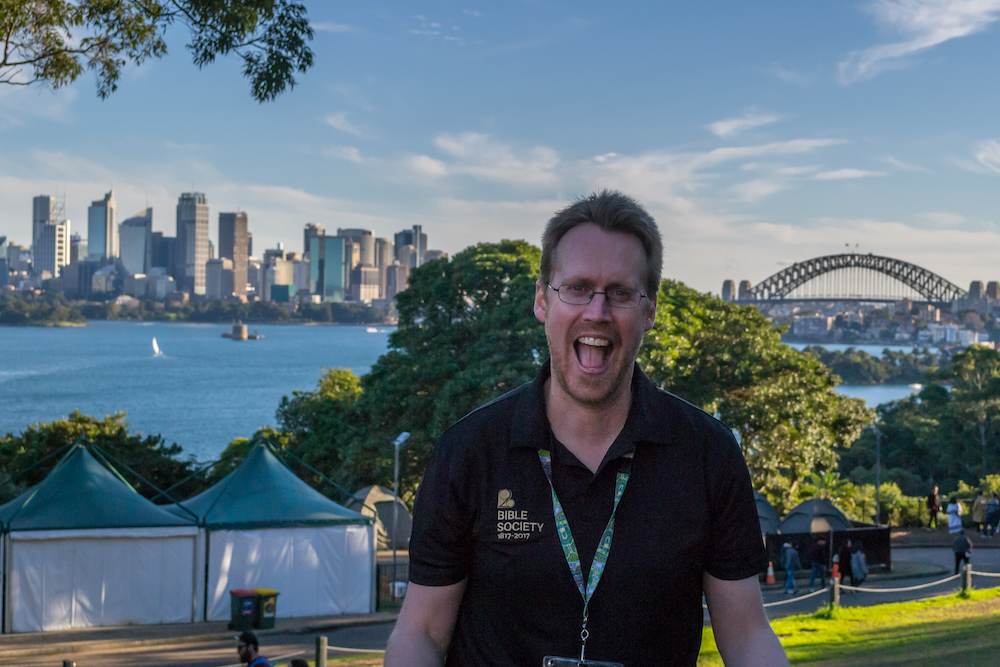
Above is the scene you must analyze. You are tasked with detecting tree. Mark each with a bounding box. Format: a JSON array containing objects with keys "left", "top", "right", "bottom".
[
  {"left": 0, "top": 411, "right": 207, "bottom": 501},
  {"left": 639, "top": 281, "right": 873, "bottom": 512},
  {"left": 1, "top": 0, "right": 313, "bottom": 102}
]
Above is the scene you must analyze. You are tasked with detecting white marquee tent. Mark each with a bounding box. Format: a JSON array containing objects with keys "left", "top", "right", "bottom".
[{"left": 0, "top": 445, "right": 200, "bottom": 633}]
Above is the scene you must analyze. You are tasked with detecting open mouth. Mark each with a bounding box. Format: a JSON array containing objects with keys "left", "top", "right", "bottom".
[{"left": 575, "top": 336, "right": 612, "bottom": 371}]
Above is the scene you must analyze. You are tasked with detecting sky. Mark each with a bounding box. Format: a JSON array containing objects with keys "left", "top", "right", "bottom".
[{"left": 2, "top": 0, "right": 1000, "bottom": 295}]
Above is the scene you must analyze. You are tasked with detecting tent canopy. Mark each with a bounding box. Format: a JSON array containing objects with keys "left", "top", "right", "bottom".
[
  {"left": 778, "top": 497, "right": 852, "bottom": 534},
  {"left": 0, "top": 445, "right": 196, "bottom": 532},
  {"left": 346, "top": 485, "right": 412, "bottom": 549},
  {"left": 174, "top": 443, "right": 370, "bottom": 529},
  {"left": 754, "top": 490, "right": 781, "bottom": 536}
]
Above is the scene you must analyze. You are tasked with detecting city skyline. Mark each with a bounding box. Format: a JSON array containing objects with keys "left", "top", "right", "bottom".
[{"left": 2, "top": 2, "right": 1000, "bottom": 293}]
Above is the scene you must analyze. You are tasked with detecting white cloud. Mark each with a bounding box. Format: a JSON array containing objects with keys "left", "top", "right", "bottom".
[
  {"left": 407, "top": 154, "right": 449, "bottom": 178},
  {"left": 813, "top": 168, "right": 886, "bottom": 180},
  {"left": 839, "top": 0, "right": 1000, "bottom": 84},
  {"left": 773, "top": 65, "right": 811, "bottom": 85},
  {"left": 884, "top": 155, "right": 933, "bottom": 173},
  {"left": 431, "top": 133, "right": 560, "bottom": 186},
  {"left": 706, "top": 112, "right": 782, "bottom": 138},
  {"left": 312, "top": 22, "right": 354, "bottom": 33},
  {"left": 975, "top": 139, "right": 1000, "bottom": 173},
  {"left": 322, "top": 146, "right": 364, "bottom": 163},
  {"left": 919, "top": 211, "right": 966, "bottom": 225},
  {"left": 732, "top": 179, "right": 790, "bottom": 202},
  {"left": 323, "top": 112, "right": 363, "bottom": 136},
  {"left": 463, "top": 10, "right": 482, "bottom": 17}
]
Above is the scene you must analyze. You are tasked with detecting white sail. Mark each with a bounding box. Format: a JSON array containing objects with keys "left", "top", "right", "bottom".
[{"left": 152, "top": 337, "right": 162, "bottom": 356}]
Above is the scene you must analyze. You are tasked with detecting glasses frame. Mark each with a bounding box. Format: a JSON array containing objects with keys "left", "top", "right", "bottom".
[{"left": 547, "top": 283, "right": 648, "bottom": 309}]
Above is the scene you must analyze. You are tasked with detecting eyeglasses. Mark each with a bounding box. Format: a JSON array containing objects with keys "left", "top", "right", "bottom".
[{"left": 547, "top": 284, "right": 647, "bottom": 309}]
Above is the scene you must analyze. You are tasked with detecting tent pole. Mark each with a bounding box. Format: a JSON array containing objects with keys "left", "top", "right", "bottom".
[
  {"left": 204, "top": 530, "right": 211, "bottom": 622},
  {"left": 2, "top": 532, "right": 7, "bottom": 634}
]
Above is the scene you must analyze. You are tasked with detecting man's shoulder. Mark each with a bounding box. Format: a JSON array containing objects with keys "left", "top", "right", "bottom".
[
  {"left": 640, "top": 377, "right": 739, "bottom": 448},
  {"left": 433, "top": 381, "right": 533, "bottom": 453}
]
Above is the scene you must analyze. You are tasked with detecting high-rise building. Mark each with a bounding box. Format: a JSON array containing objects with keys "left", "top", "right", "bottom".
[
  {"left": 396, "top": 243, "right": 417, "bottom": 269},
  {"left": 309, "top": 235, "right": 346, "bottom": 302},
  {"left": 151, "top": 232, "right": 175, "bottom": 272},
  {"left": 337, "top": 228, "right": 375, "bottom": 267},
  {"left": 349, "top": 265, "right": 380, "bottom": 302},
  {"left": 394, "top": 225, "right": 427, "bottom": 267},
  {"left": 375, "top": 237, "right": 393, "bottom": 298},
  {"left": 32, "top": 195, "right": 54, "bottom": 249},
  {"left": 721, "top": 280, "right": 735, "bottom": 302},
  {"left": 218, "top": 212, "right": 248, "bottom": 300},
  {"left": 119, "top": 208, "right": 153, "bottom": 275},
  {"left": 33, "top": 220, "right": 70, "bottom": 277},
  {"left": 206, "top": 257, "right": 235, "bottom": 299},
  {"left": 69, "top": 233, "right": 84, "bottom": 263},
  {"left": 386, "top": 262, "right": 409, "bottom": 299},
  {"left": 87, "top": 190, "right": 118, "bottom": 259},
  {"left": 175, "top": 192, "right": 209, "bottom": 295},
  {"left": 304, "top": 223, "right": 324, "bottom": 259}
]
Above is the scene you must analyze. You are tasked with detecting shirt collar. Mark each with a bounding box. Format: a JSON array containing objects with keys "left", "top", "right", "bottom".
[{"left": 510, "top": 360, "right": 673, "bottom": 452}]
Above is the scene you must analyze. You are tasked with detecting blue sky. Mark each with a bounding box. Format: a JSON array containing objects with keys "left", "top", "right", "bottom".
[{"left": 3, "top": 0, "right": 1000, "bottom": 294}]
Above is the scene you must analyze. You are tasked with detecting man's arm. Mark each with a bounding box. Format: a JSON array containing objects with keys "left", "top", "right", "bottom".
[
  {"left": 703, "top": 573, "right": 789, "bottom": 667},
  {"left": 384, "top": 580, "right": 466, "bottom": 667}
]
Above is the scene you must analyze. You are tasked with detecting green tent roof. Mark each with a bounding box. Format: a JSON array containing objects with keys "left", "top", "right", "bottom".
[
  {"left": 171, "top": 444, "right": 370, "bottom": 529},
  {"left": 0, "top": 445, "right": 197, "bottom": 532}
]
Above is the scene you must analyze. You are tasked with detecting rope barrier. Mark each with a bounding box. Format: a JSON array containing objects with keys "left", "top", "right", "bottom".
[
  {"left": 970, "top": 570, "right": 1000, "bottom": 578},
  {"left": 839, "top": 573, "right": 961, "bottom": 593},
  {"left": 328, "top": 645, "right": 387, "bottom": 654},
  {"left": 761, "top": 587, "right": 830, "bottom": 607}
]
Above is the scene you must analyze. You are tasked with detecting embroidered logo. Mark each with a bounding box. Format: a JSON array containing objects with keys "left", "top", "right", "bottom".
[{"left": 496, "top": 488, "right": 544, "bottom": 540}]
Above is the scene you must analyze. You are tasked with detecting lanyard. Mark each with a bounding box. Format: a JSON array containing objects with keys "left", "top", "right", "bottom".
[{"left": 538, "top": 449, "right": 630, "bottom": 662}]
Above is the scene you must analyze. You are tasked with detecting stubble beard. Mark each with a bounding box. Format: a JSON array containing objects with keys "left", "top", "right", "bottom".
[{"left": 547, "top": 329, "right": 638, "bottom": 410}]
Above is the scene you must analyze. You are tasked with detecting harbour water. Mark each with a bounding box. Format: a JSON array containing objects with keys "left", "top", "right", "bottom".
[
  {"left": 0, "top": 325, "right": 924, "bottom": 461},
  {"left": 0, "top": 321, "right": 395, "bottom": 462}
]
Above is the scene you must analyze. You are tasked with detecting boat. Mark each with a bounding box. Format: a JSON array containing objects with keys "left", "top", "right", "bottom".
[
  {"left": 152, "top": 337, "right": 163, "bottom": 357},
  {"left": 366, "top": 327, "right": 378, "bottom": 333}
]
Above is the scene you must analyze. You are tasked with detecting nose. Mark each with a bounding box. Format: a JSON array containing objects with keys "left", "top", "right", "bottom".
[{"left": 581, "top": 291, "right": 613, "bottom": 321}]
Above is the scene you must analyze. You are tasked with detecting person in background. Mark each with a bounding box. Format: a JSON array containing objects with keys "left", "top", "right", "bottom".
[
  {"left": 807, "top": 538, "right": 828, "bottom": 592},
  {"left": 837, "top": 538, "right": 853, "bottom": 588},
  {"left": 985, "top": 492, "right": 999, "bottom": 538},
  {"left": 237, "top": 631, "right": 272, "bottom": 667},
  {"left": 781, "top": 541, "right": 801, "bottom": 595},
  {"left": 927, "top": 485, "right": 939, "bottom": 530},
  {"left": 972, "top": 491, "right": 988, "bottom": 536},
  {"left": 947, "top": 496, "right": 964, "bottom": 535},
  {"left": 953, "top": 529, "right": 972, "bottom": 575},
  {"left": 289, "top": 660, "right": 309, "bottom": 667},
  {"left": 849, "top": 541, "right": 869, "bottom": 587}
]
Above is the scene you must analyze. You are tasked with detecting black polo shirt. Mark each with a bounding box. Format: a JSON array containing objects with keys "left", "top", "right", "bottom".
[{"left": 409, "top": 362, "right": 766, "bottom": 667}]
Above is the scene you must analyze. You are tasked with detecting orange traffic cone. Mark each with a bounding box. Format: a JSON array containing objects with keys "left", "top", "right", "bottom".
[{"left": 766, "top": 561, "right": 775, "bottom": 585}]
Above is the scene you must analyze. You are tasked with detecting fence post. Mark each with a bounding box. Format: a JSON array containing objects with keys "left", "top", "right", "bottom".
[
  {"left": 829, "top": 575, "right": 840, "bottom": 607},
  {"left": 963, "top": 564, "right": 972, "bottom": 594},
  {"left": 63, "top": 661, "right": 76, "bottom": 667},
  {"left": 316, "top": 635, "right": 328, "bottom": 667}
]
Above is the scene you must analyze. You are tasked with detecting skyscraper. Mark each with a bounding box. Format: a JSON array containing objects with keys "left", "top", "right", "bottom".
[
  {"left": 337, "top": 228, "right": 375, "bottom": 267},
  {"left": 119, "top": 208, "right": 153, "bottom": 275},
  {"left": 309, "top": 235, "right": 346, "bottom": 302},
  {"left": 175, "top": 192, "right": 209, "bottom": 295},
  {"left": 32, "top": 195, "right": 70, "bottom": 277},
  {"left": 375, "top": 237, "right": 393, "bottom": 298},
  {"left": 394, "top": 225, "right": 427, "bottom": 267},
  {"left": 87, "top": 190, "right": 118, "bottom": 259},
  {"left": 304, "top": 222, "right": 324, "bottom": 260},
  {"left": 218, "top": 212, "right": 248, "bottom": 299}
]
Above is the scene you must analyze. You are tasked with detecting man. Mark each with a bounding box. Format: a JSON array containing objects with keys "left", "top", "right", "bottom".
[
  {"left": 927, "top": 485, "right": 939, "bottom": 530},
  {"left": 953, "top": 529, "right": 972, "bottom": 575},
  {"left": 807, "top": 538, "right": 828, "bottom": 592},
  {"left": 236, "top": 631, "right": 272, "bottom": 667},
  {"left": 781, "top": 541, "right": 801, "bottom": 595},
  {"left": 385, "top": 191, "right": 788, "bottom": 666}
]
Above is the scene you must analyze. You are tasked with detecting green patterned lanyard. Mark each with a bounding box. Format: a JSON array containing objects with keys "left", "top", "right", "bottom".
[{"left": 538, "top": 449, "right": 630, "bottom": 662}]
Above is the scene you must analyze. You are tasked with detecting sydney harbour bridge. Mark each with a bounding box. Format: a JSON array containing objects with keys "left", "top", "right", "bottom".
[{"left": 723, "top": 253, "right": 988, "bottom": 307}]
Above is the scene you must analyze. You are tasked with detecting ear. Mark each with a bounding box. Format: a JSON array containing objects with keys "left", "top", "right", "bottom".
[
  {"left": 643, "top": 293, "right": 657, "bottom": 332},
  {"left": 534, "top": 280, "right": 548, "bottom": 324}
]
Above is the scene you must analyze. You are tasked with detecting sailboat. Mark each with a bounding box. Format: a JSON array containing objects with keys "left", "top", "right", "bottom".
[{"left": 152, "top": 337, "right": 163, "bottom": 357}]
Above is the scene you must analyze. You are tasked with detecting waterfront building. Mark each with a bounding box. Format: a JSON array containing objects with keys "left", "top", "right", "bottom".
[
  {"left": 396, "top": 243, "right": 417, "bottom": 269},
  {"left": 792, "top": 315, "right": 834, "bottom": 337},
  {"left": 394, "top": 225, "right": 426, "bottom": 267},
  {"left": 33, "top": 219, "right": 70, "bottom": 278},
  {"left": 87, "top": 190, "right": 118, "bottom": 259},
  {"left": 292, "top": 259, "right": 309, "bottom": 295},
  {"left": 337, "top": 228, "right": 375, "bottom": 267},
  {"left": 349, "top": 265, "right": 380, "bottom": 302},
  {"left": 303, "top": 222, "right": 324, "bottom": 260},
  {"left": 385, "top": 262, "right": 409, "bottom": 300},
  {"left": 119, "top": 209, "right": 153, "bottom": 276},
  {"left": 264, "top": 258, "right": 294, "bottom": 301},
  {"left": 218, "top": 212, "right": 248, "bottom": 300},
  {"left": 151, "top": 232, "right": 175, "bottom": 273},
  {"left": 246, "top": 258, "right": 262, "bottom": 299},
  {"left": 375, "top": 237, "right": 393, "bottom": 298},
  {"left": 206, "top": 258, "right": 235, "bottom": 300},
  {"left": 147, "top": 267, "right": 175, "bottom": 300},
  {"left": 91, "top": 264, "right": 117, "bottom": 294},
  {"left": 124, "top": 273, "right": 148, "bottom": 298},
  {"left": 309, "top": 235, "right": 346, "bottom": 303},
  {"left": 175, "top": 193, "right": 209, "bottom": 295}
]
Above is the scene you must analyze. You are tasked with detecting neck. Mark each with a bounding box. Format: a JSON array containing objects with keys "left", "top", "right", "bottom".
[{"left": 545, "top": 367, "right": 634, "bottom": 473}]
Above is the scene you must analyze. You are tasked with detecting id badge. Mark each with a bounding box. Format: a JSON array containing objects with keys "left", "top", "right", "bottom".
[{"left": 543, "top": 656, "right": 623, "bottom": 667}]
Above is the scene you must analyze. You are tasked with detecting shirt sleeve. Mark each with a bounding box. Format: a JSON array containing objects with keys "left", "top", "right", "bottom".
[
  {"left": 703, "top": 427, "right": 768, "bottom": 581},
  {"left": 407, "top": 427, "right": 477, "bottom": 587}
]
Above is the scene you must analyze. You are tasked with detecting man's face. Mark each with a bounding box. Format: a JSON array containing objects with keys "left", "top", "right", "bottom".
[
  {"left": 237, "top": 641, "right": 251, "bottom": 663},
  {"left": 534, "top": 223, "right": 656, "bottom": 409}
]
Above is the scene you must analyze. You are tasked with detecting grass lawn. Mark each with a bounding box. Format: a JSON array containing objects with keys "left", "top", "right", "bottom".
[{"left": 699, "top": 588, "right": 1000, "bottom": 666}]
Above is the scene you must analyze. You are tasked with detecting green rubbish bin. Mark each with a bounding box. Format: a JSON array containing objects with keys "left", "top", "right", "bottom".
[
  {"left": 253, "top": 588, "right": 279, "bottom": 629},
  {"left": 229, "top": 589, "right": 258, "bottom": 630}
]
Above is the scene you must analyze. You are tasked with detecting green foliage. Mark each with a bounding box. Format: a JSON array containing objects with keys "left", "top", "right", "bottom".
[
  {"left": 639, "top": 281, "right": 873, "bottom": 512},
  {"left": 801, "top": 345, "right": 938, "bottom": 385},
  {"left": 0, "top": 0, "right": 313, "bottom": 102},
  {"left": 0, "top": 411, "right": 207, "bottom": 501},
  {"left": 840, "top": 345, "right": 1000, "bottom": 494},
  {"left": 0, "top": 290, "right": 85, "bottom": 325}
]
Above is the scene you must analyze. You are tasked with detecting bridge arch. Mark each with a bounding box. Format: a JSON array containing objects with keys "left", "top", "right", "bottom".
[{"left": 747, "top": 253, "right": 967, "bottom": 302}]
